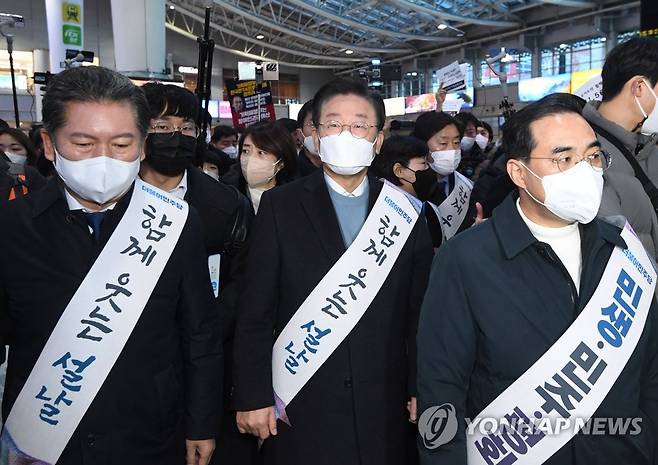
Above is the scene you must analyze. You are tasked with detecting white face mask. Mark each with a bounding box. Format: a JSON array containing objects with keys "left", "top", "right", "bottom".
[
  {"left": 429, "top": 149, "right": 461, "bottom": 176},
  {"left": 241, "top": 156, "right": 281, "bottom": 187},
  {"left": 203, "top": 169, "right": 219, "bottom": 181},
  {"left": 319, "top": 132, "right": 376, "bottom": 176},
  {"left": 5, "top": 152, "right": 27, "bottom": 166},
  {"left": 223, "top": 145, "right": 239, "bottom": 159},
  {"left": 461, "top": 136, "right": 475, "bottom": 151},
  {"left": 54, "top": 150, "right": 140, "bottom": 205},
  {"left": 303, "top": 135, "right": 319, "bottom": 156},
  {"left": 475, "top": 134, "right": 489, "bottom": 150},
  {"left": 521, "top": 161, "right": 604, "bottom": 224},
  {"left": 635, "top": 79, "right": 658, "bottom": 136}
]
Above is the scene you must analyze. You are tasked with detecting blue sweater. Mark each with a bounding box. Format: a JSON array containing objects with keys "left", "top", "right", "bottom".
[{"left": 327, "top": 183, "right": 369, "bottom": 247}]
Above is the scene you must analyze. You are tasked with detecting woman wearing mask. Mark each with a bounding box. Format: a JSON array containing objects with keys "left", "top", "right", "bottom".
[
  {"left": 221, "top": 121, "right": 298, "bottom": 213},
  {"left": 0, "top": 127, "right": 46, "bottom": 200},
  {"left": 411, "top": 111, "right": 477, "bottom": 247},
  {"left": 0, "top": 127, "right": 39, "bottom": 167},
  {"left": 371, "top": 135, "right": 434, "bottom": 199}
]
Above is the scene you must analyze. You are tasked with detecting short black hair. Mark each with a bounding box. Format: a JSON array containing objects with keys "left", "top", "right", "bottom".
[
  {"left": 602, "top": 37, "right": 658, "bottom": 102},
  {"left": 141, "top": 82, "right": 199, "bottom": 121},
  {"left": 276, "top": 117, "right": 299, "bottom": 134},
  {"left": 411, "top": 111, "right": 462, "bottom": 142},
  {"left": 502, "top": 93, "right": 585, "bottom": 162},
  {"left": 212, "top": 124, "right": 238, "bottom": 142},
  {"left": 479, "top": 121, "right": 494, "bottom": 142},
  {"left": 312, "top": 78, "right": 386, "bottom": 131},
  {"left": 297, "top": 100, "right": 313, "bottom": 127},
  {"left": 0, "top": 118, "right": 8, "bottom": 130},
  {"left": 454, "top": 112, "right": 480, "bottom": 133},
  {"left": 238, "top": 120, "right": 298, "bottom": 184},
  {"left": 42, "top": 66, "right": 150, "bottom": 137},
  {"left": 372, "top": 136, "right": 428, "bottom": 186}
]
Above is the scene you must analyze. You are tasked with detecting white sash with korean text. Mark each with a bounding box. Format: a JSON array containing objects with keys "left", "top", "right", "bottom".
[
  {"left": 466, "top": 223, "right": 655, "bottom": 465},
  {"left": 428, "top": 171, "right": 473, "bottom": 241},
  {"left": 271, "top": 181, "right": 421, "bottom": 423},
  {"left": 0, "top": 179, "right": 188, "bottom": 465}
]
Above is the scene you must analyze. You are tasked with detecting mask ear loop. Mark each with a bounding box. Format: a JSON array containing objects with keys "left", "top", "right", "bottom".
[
  {"left": 518, "top": 161, "right": 549, "bottom": 208},
  {"left": 266, "top": 159, "right": 283, "bottom": 183}
]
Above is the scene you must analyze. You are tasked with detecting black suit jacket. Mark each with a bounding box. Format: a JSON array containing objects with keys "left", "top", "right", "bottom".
[
  {"left": 184, "top": 167, "right": 252, "bottom": 342},
  {"left": 418, "top": 194, "right": 658, "bottom": 465},
  {"left": 0, "top": 178, "right": 222, "bottom": 465},
  {"left": 233, "top": 170, "right": 433, "bottom": 465}
]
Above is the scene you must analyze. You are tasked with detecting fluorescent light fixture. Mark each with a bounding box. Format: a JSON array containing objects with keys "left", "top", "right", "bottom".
[
  {"left": 437, "top": 23, "right": 448, "bottom": 30},
  {"left": 371, "top": 58, "right": 381, "bottom": 65}
]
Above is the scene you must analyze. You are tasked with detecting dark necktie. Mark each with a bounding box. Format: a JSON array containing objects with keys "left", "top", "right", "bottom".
[{"left": 84, "top": 211, "right": 108, "bottom": 242}]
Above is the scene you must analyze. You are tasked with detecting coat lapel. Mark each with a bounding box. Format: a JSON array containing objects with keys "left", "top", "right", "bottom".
[{"left": 301, "top": 170, "right": 347, "bottom": 264}]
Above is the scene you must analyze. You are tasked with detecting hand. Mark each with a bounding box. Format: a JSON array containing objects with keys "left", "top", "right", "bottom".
[
  {"left": 407, "top": 397, "right": 418, "bottom": 424},
  {"left": 435, "top": 85, "right": 447, "bottom": 110},
  {"left": 237, "top": 406, "right": 278, "bottom": 441},
  {"left": 185, "top": 439, "right": 215, "bottom": 465},
  {"left": 473, "top": 202, "right": 487, "bottom": 226}
]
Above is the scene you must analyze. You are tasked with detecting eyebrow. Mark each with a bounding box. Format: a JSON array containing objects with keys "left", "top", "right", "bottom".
[
  {"left": 68, "top": 132, "right": 136, "bottom": 140},
  {"left": 323, "top": 113, "right": 370, "bottom": 120},
  {"left": 551, "top": 140, "right": 601, "bottom": 154}
]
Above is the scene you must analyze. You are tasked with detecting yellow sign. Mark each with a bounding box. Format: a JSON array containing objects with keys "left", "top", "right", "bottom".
[
  {"left": 62, "top": 2, "right": 81, "bottom": 24},
  {"left": 571, "top": 68, "right": 601, "bottom": 94}
]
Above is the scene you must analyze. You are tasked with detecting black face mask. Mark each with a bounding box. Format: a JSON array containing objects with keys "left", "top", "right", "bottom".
[
  {"left": 400, "top": 166, "right": 437, "bottom": 202},
  {"left": 145, "top": 132, "right": 197, "bottom": 176}
]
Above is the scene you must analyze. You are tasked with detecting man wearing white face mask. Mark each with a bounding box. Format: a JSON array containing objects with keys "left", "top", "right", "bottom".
[
  {"left": 411, "top": 111, "right": 478, "bottom": 247},
  {"left": 582, "top": 37, "right": 658, "bottom": 261},
  {"left": 417, "top": 93, "right": 658, "bottom": 465},
  {"left": 234, "top": 78, "right": 433, "bottom": 465},
  {"left": 0, "top": 67, "right": 222, "bottom": 465}
]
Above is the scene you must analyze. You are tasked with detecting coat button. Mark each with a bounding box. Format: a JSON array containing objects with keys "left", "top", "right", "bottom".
[
  {"left": 86, "top": 434, "right": 95, "bottom": 447},
  {"left": 344, "top": 378, "right": 352, "bottom": 388}
]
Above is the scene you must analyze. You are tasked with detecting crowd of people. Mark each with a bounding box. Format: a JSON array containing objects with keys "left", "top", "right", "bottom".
[{"left": 0, "top": 36, "right": 657, "bottom": 465}]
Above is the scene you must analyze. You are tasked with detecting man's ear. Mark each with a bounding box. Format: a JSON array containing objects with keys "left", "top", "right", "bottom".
[
  {"left": 392, "top": 162, "right": 405, "bottom": 178},
  {"left": 41, "top": 129, "right": 56, "bottom": 162},
  {"left": 506, "top": 159, "right": 527, "bottom": 190},
  {"left": 374, "top": 131, "right": 384, "bottom": 155},
  {"left": 312, "top": 126, "right": 321, "bottom": 154}
]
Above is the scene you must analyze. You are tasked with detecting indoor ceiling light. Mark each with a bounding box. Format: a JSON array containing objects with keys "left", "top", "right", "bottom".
[
  {"left": 256, "top": 34, "right": 265, "bottom": 40},
  {"left": 437, "top": 24, "right": 448, "bottom": 30},
  {"left": 345, "top": 49, "right": 354, "bottom": 55}
]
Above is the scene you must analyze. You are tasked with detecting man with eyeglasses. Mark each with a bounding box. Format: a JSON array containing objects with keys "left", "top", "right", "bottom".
[
  {"left": 139, "top": 83, "right": 254, "bottom": 465},
  {"left": 417, "top": 93, "right": 658, "bottom": 465},
  {"left": 233, "top": 78, "right": 433, "bottom": 465}
]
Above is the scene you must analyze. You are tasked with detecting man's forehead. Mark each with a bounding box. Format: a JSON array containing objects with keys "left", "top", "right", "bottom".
[
  {"left": 321, "top": 94, "right": 375, "bottom": 116},
  {"left": 530, "top": 112, "right": 596, "bottom": 146}
]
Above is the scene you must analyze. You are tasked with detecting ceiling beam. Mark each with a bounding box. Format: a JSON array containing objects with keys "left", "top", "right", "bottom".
[
  {"left": 212, "top": 0, "right": 412, "bottom": 53},
  {"left": 388, "top": 0, "right": 519, "bottom": 27}
]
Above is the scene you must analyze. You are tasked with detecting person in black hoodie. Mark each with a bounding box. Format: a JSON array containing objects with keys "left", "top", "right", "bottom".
[{"left": 138, "top": 82, "right": 255, "bottom": 465}]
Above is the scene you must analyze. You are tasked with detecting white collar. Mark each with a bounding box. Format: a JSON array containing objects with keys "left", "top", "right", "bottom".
[
  {"left": 324, "top": 172, "right": 368, "bottom": 197},
  {"left": 64, "top": 188, "right": 117, "bottom": 213},
  {"left": 168, "top": 170, "right": 188, "bottom": 200}
]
